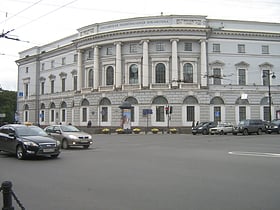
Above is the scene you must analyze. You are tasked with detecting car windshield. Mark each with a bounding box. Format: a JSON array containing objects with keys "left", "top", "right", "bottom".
[
  {"left": 16, "top": 126, "right": 48, "bottom": 137},
  {"left": 61, "top": 125, "right": 80, "bottom": 132},
  {"left": 198, "top": 122, "right": 208, "bottom": 126}
]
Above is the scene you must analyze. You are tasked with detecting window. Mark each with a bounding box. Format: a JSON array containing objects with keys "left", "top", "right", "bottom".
[
  {"left": 73, "top": 54, "right": 78, "bottom": 62},
  {"left": 41, "top": 110, "right": 45, "bottom": 122},
  {"left": 88, "top": 69, "right": 93, "bottom": 87},
  {"left": 130, "top": 44, "right": 138, "bottom": 53},
  {"left": 51, "top": 60, "right": 55, "bottom": 68},
  {"left": 101, "top": 107, "right": 108, "bottom": 122},
  {"left": 264, "top": 107, "right": 270, "bottom": 121},
  {"left": 61, "top": 78, "right": 66, "bottom": 92},
  {"left": 262, "top": 70, "right": 270, "bottom": 86},
  {"left": 186, "top": 106, "right": 195, "bottom": 122},
  {"left": 106, "top": 66, "right": 114, "bottom": 85},
  {"left": 156, "top": 42, "right": 165, "bottom": 51},
  {"left": 238, "top": 69, "right": 246, "bottom": 85},
  {"left": 73, "top": 75, "right": 77, "bottom": 91},
  {"left": 25, "top": 67, "right": 29, "bottom": 73},
  {"left": 213, "top": 44, "right": 220, "bottom": 53},
  {"left": 82, "top": 108, "right": 87, "bottom": 122},
  {"left": 155, "top": 63, "right": 165, "bottom": 83},
  {"left": 24, "top": 83, "right": 29, "bottom": 98},
  {"left": 106, "top": 47, "right": 113, "bottom": 55},
  {"left": 214, "top": 106, "right": 221, "bottom": 122},
  {"left": 238, "top": 44, "right": 245, "bottom": 53},
  {"left": 239, "top": 106, "right": 246, "bottom": 121},
  {"left": 50, "top": 110, "right": 55, "bottom": 122},
  {"left": 183, "top": 63, "right": 193, "bottom": 83},
  {"left": 156, "top": 106, "right": 165, "bottom": 122},
  {"left": 41, "top": 63, "right": 45, "bottom": 71},
  {"left": 88, "top": 50, "right": 93, "bottom": 60},
  {"left": 61, "top": 109, "right": 66, "bottom": 122},
  {"left": 213, "top": 68, "right": 221, "bottom": 85},
  {"left": 262, "top": 45, "right": 269, "bottom": 54},
  {"left": 129, "top": 64, "right": 138, "bottom": 84},
  {"left": 51, "top": 80, "right": 54, "bottom": 93},
  {"left": 62, "top": 57, "right": 66, "bottom": 65},
  {"left": 184, "top": 42, "right": 192, "bottom": 51},
  {"left": 41, "top": 82, "right": 45, "bottom": 95}
]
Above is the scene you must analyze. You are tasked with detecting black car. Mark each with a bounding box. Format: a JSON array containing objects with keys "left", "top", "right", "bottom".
[
  {"left": 192, "top": 121, "right": 218, "bottom": 135},
  {"left": 0, "top": 124, "right": 61, "bottom": 160},
  {"left": 267, "top": 119, "right": 280, "bottom": 134},
  {"left": 232, "top": 119, "right": 266, "bottom": 135}
]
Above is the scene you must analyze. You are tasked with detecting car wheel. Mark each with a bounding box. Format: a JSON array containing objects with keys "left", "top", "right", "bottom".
[
  {"left": 257, "top": 128, "right": 262, "bottom": 135},
  {"left": 51, "top": 154, "right": 59, "bottom": 159},
  {"left": 220, "top": 130, "right": 224, "bottom": 135},
  {"left": 83, "top": 145, "right": 89, "bottom": 149},
  {"left": 62, "top": 139, "right": 69, "bottom": 149},
  {"left": 202, "top": 129, "right": 208, "bottom": 135},
  {"left": 16, "top": 145, "right": 26, "bottom": 160},
  {"left": 243, "top": 129, "right": 249, "bottom": 135}
]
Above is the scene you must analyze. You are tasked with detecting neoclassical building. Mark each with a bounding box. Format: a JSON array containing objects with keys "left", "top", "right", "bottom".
[{"left": 16, "top": 15, "right": 280, "bottom": 129}]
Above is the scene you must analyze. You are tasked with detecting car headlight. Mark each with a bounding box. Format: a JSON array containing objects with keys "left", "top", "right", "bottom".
[
  {"left": 68, "top": 135, "right": 79, "bottom": 140},
  {"left": 56, "top": 140, "right": 61, "bottom": 146},
  {"left": 23, "top": 141, "right": 38, "bottom": 147}
]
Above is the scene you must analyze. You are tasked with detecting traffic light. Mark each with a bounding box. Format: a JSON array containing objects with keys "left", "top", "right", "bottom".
[
  {"left": 170, "top": 106, "right": 173, "bottom": 114},
  {"left": 165, "top": 106, "right": 169, "bottom": 115}
]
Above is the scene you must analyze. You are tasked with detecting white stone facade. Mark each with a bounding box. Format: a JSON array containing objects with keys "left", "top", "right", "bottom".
[{"left": 16, "top": 15, "right": 280, "bottom": 128}]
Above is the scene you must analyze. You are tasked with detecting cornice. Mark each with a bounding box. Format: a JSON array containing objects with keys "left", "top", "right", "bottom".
[{"left": 211, "top": 30, "right": 280, "bottom": 39}]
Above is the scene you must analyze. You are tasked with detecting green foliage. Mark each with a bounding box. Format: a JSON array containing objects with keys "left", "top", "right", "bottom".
[{"left": 0, "top": 90, "right": 17, "bottom": 124}]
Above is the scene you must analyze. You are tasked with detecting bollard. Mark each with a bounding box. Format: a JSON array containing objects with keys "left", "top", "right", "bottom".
[{"left": 1, "top": 181, "right": 14, "bottom": 210}]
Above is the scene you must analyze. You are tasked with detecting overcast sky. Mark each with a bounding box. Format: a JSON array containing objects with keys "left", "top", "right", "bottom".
[{"left": 1, "top": 0, "right": 280, "bottom": 91}]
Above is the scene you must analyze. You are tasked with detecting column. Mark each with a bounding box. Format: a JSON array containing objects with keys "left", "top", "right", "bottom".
[
  {"left": 93, "top": 46, "right": 99, "bottom": 89},
  {"left": 77, "top": 49, "right": 83, "bottom": 90},
  {"left": 142, "top": 40, "right": 149, "bottom": 88},
  {"left": 115, "top": 42, "right": 122, "bottom": 88},
  {"left": 171, "top": 39, "right": 179, "bottom": 86},
  {"left": 200, "top": 39, "right": 207, "bottom": 87}
]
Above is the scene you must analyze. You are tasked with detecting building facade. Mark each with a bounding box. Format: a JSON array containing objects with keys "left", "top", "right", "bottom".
[{"left": 16, "top": 15, "right": 280, "bottom": 129}]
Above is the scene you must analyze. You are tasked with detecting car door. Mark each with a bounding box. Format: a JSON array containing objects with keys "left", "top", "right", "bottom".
[
  {"left": 51, "top": 126, "right": 63, "bottom": 142},
  {"left": 5, "top": 128, "right": 18, "bottom": 153}
]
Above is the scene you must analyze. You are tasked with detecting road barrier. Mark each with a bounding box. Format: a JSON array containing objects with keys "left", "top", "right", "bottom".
[{"left": 1, "top": 181, "right": 25, "bottom": 210}]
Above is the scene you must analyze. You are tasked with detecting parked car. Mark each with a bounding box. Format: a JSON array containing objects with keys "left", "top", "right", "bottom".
[
  {"left": 0, "top": 124, "right": 60, "bottom": 160},
  {"left": 192, "top": 121, "right": 218, "bottom": 135},
  {"left": 266, "top": 119, "right": 280, "bottom": 134},
  {"left": 209, "top": 123, "right": 234, "bottom": 135},
  {"left": 44, "top": 125, "right": 93, "bottom": 149},
  {"left": 232, "top": 119, "right": 266, "bottom": 135}
]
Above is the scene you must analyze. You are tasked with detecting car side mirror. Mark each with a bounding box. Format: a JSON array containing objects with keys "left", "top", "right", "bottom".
[
  {"left": 55, "top": 130, "right": 61, "bottom": 134},
  {"left": 8, "top": 133, "right": 16, "bottom": 139}
]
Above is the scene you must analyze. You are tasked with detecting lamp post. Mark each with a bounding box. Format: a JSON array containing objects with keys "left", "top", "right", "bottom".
[{"left": 263, "top": 72, "right": 276, "bottom": 122}]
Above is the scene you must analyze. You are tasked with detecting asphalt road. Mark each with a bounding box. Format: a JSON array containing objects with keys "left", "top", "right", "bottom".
[{"left": 1, "top": 133, "right": 280, "bottom": 210}]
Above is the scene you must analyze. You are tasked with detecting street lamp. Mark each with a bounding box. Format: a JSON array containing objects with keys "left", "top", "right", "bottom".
[{"left": 263, "top": 72, "right": 276, "bottom": 122}]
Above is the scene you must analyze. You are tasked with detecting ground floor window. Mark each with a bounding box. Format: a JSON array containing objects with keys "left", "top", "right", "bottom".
[
  {"left": 186, "top": 106, "right": 195, "bottom": 122},
  {"left": 156, "top": 106, "right": 165, "bottom": 122}
]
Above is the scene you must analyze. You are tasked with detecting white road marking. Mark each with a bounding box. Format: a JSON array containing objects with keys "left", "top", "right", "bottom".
[{"left": 228, "top": 151, "right": 280, "bottom": 158}]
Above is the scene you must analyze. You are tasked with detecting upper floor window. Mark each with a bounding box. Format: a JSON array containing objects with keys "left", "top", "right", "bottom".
[
  {"left": 88, "top": 69, "right": 93, "bottom": 87},
  {"left": 61, "top": 78, "right": 66, "bottom": 92},
  {"left": 156, "top": 42, "right": 165, "bottom": 51},
  {"left": 262, "top": 45, "right": 269, "bottom": 54},
  {"left": 155, "top": 63, "right": 166, "bottom": 83},
  {"left": 130, "top": 44, "right": 138, "bottom": 53},
  {"left": 73, "top": 54, "right": 78, "bottom": 62},
  {"left": 88, "top": 50, "right": 93, "bottom": 60},
  {"left": 129, "top": 64, "right": 138, "bottom": 84},
  {"left": 25, "top": 67, "right": 29, "bottom": 73},
  {"left": 73, "top": 75, "right": 77, "bottom": 91},
  {"left": 106, "top": 47, "right": 113, "bottom": 55},
  {"left": 41, "top": 63, "right": 45, "bottom": 71},
  {"left": 62, "top": 57, "right": 66, "bottom": 65},
  {"left": 238, "top": 69, "right": 246, "bottom": 85},
  {"left": 183, "top": 63, "right": 193, "bottom": 83},
  {"left": 238, "top": 44, "right": 245, "bottom": 53},
  {"left": 213, "top": 44, "right": 220, "bottom": 53},
  {"left": 51, "top": 60, "right": 55, "bottom": 68},
  {"left": 213, "top": 68, "right": 221, "bottom": 85},
  {"left": 184, "top": 42, "right": 192, "bottom": 51},
  {"left": 24, "top": 83, "right": 29, "bottom": 98},
  {"left": 106, "top": 66, "right": 114, "bottom": 85},
  {"left": 41, "top": 82, "right": 45, "bottom": 95},
  {"left": 51, "top": 80, "right": 55, "bottom": 93},
  {"left": 262, "top": 70, "right": 270, "bottom": 86}
]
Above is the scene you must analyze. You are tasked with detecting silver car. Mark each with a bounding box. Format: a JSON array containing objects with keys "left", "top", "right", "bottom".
[
  {"left": 209, "top": 123, "right": 234, "bottom": 135},
  {"left": 44, "top": 125, "right": 93, "bottom": 149}
]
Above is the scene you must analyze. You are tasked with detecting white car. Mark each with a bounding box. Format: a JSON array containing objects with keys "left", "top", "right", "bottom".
[{"left": 209, "top": 123, "right": 234, "bottom": 135}]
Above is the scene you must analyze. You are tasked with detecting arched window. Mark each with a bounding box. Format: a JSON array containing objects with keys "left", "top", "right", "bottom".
[
  {"left": 88, "top": 69, "right": 93, "bottom": 87},
  {"left": 125, "top": 97, "right": 138, "bottom": 122},
  {"left": 129, "top": 64, "right": 138, "bottom": 84},
  {"left": 155, "top": 63, "right": 165, "bottom": 83},
  {"left": 60, "top": 101, "right": 67, "bottom": 122},
  {"left": 210, "top": 97, "right": 224, "bottom": 123},
  {"left": 99, "top": 98, "right": 111, "bottom": 123},
  {"left": 183, "top": 63, "right": 193, "bottom": 83},
  {"left": 49, "top": 102, "right": 56, "bottom": 123},
  {"left": 152, "top": 96, "right": 168, "bottom": 122},
  {"left": 106, "top": 66, "right": 114, "bottom": 85},
  {"left": 183, "top": 96, "right": 198, "bottom": 122},
  {"left": 81, "top": 99, "right": 89, "bottom": 123}
]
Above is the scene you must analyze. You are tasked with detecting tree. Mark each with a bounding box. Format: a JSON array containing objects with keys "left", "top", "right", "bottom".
[{"left": 0, "top": 90, "right": 17, "bottom": 124}]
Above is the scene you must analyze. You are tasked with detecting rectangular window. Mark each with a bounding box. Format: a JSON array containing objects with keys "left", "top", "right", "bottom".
[
  {"left": 156, "top": 106, "right": 165, "bottom": 122},
  {"left": 130, "top": 44, "right": 138, "bottom": 53},
  {"left": 186, "top": 106, "right": 195, "bottom": 122},
  {"left": 214, "top": 106, "right": 221, "bottom": 122},
  {"left": 106, "top": 47, "right": 113, "bottom": 55},
  {"left": 82, "top": 107, "right": 87, "bottom": 122},
  {"left": 213, "top": 44, "right": 220, "bottom": 52},
  {"left": 262, "top": 45, "right": 269, "bottom": 54},
  {"left": 62, "top": 57, "right": 66, "bottom": 65},
  {"left": 213, "top": 68, "right": 221, "bottom": 85},
  {"left": 88, "top": 50, "right": 93, "bottom": 59},
  {"left": 101, "top": 107, "right": 108, "bottom": 122},
  {"left": 239, "top": 106, "right": 246, "bottom": 121},
  {"left": 73, "top": 54, "right": 78, "bottom": 62},
  {"left": 156, "top": 42, "right": 165, "bottom": 51},
  {"left": 184, "top": 42, "right": 192, "bottom": 51},
  {"left": 41, "top": 63, "right": 45, "bottom": 71},
  {"left": 73, "top": 76, "right": 78, "bottom": 91},
  {"left": 238, "top": 69, "right": 246, "bottom": 85},
  {"left": 24, "top": 83, "right": 29, "bottom": 98},
  {"left": 41, "top": 110, "right": 45, "bottom": 122},
  {"left": 61, "top": 109, "right": 66, "bottom": 122},
  {"left": 51, "top": 60, "right": 55, "bottom": 68},
  {"left": 238, "top": 44, "right": 245, "bottom": 53},
  {"left": 41, "top": 82, "right": 45, "bottom": 95},
  {"left": 51, "top": 80, "right": 54, "bottom": 94},
  {"left": 51, "top": 110, "right": 55, "bottom": 122},
  {"left": 263, "top": 70, "right": 269, "bottom": 86},
  {"left": 24, "top": 111, "right": 28, "bottom": 122},
  {"left": 62, "top": 78, "right": 66, "bottom": 92},
  {"left": 25, "top": 67, "right": 29, "bottom": 73},
  {"left": 263, "top": 106, "right": 270, "bottom": 121}
]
